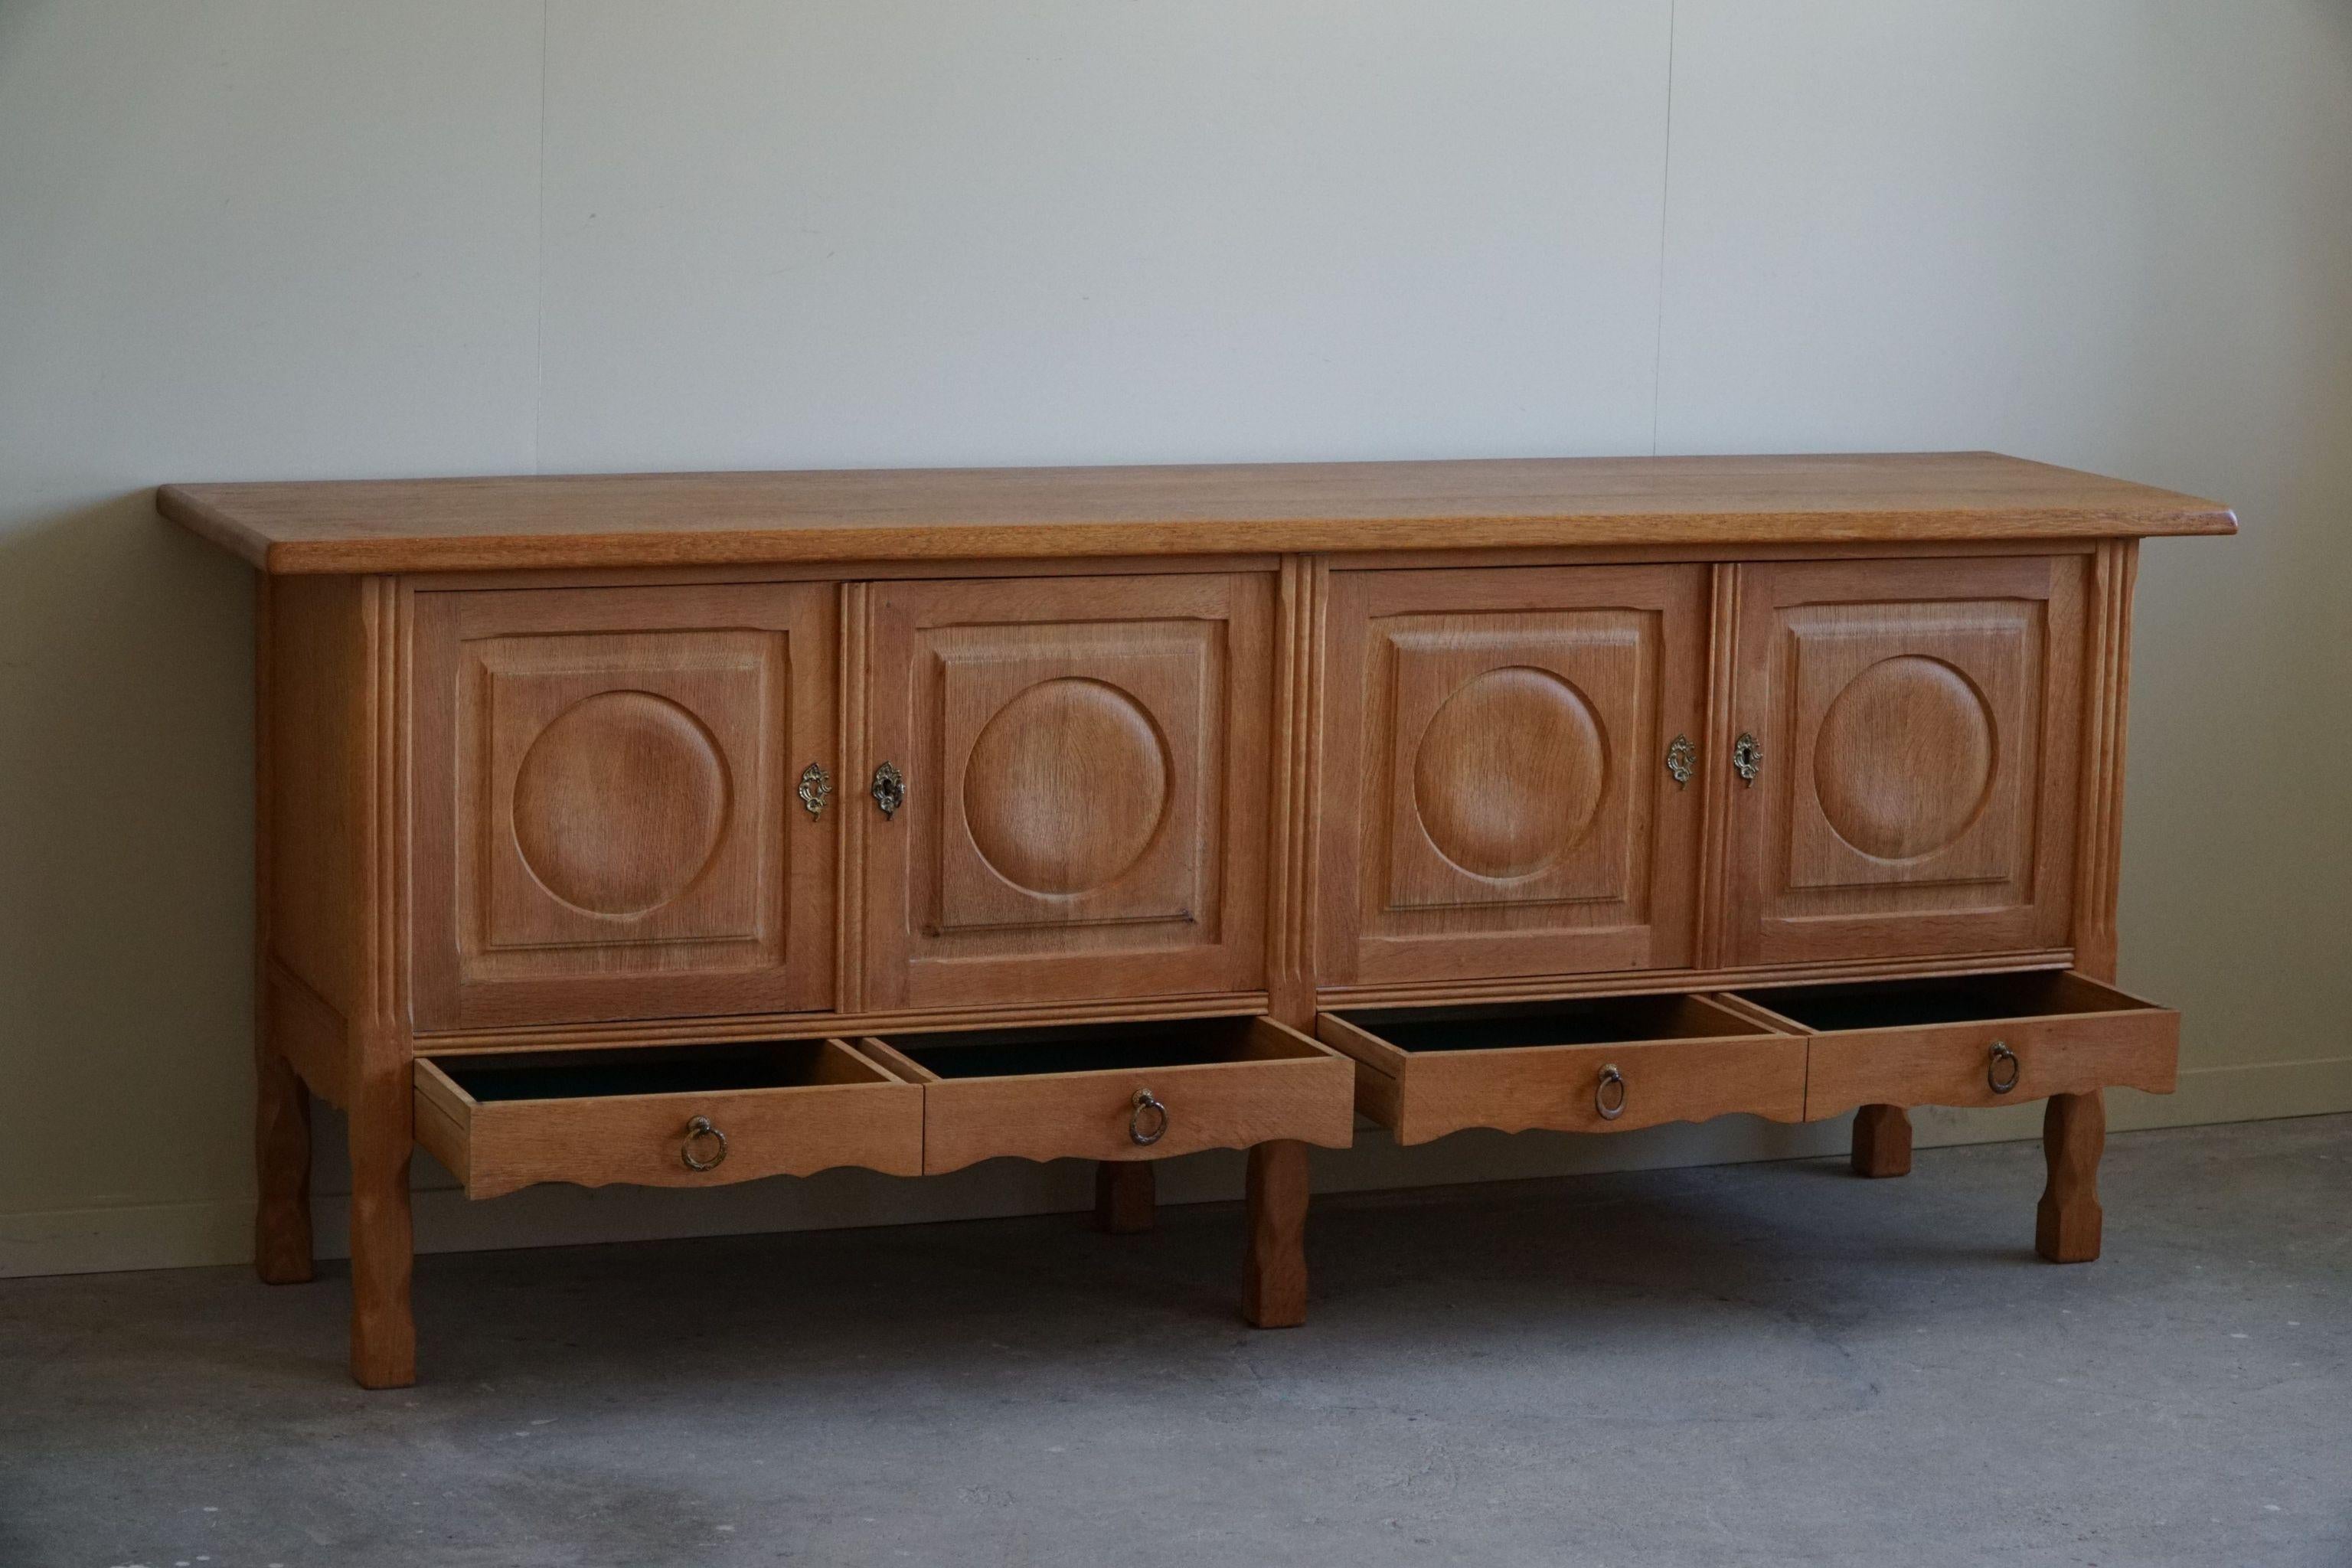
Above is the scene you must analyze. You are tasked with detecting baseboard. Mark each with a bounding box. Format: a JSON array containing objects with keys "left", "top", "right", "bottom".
[{"left": 6, "top": 1054, "right": 2347, "bottom": 1279}]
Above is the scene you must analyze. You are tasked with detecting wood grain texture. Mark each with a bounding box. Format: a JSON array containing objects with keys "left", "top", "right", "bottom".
[
  {"left": 1318, "top": 996, "right": 1806, "bottom": 1145},
  {"left": 348, "top": 577, "right": 415, "bottom": 1390},
  {"left": 1851, "top": 1104, "right": 1913, "bottom": 1178},
  {"left": 1243, "top": 1139, "right": 1311, "bottom": 1329},
  {"left": 158, "top": 452, "right": 2234, "bottom": 575},
  {"left": 861, "top": 573, "right": 1272, "bottom": 1010},
  {"left": 1094, "top": 1161, "right": 1156, "bottom": 1235},
  {"left": 1773, "top": 974, "right": 2178, "bottom": 1120},
  {"left": 2036, "top": 1089, "right": 2105, "bottom": 1263},
  {"left": 2071, "top": 540, "right": 2138, "bottom": 982},
  {"left": 1724, "top": 556, "right": 2085, "bottom": 966},
  {"left": 1316, "top": 564, "right": 1707, "bottom": 986},
  {"left": 410, "top": 583, "right": 836, "bottom": 1031},
  {"left": 264, "top": 577, "right": 374, "bottom": 1018},
  {"left": 208, "top": 451, "right": 2219, "bottom": 1384},
  {"left": 413, "top": 1041, "right": 922, "bottom": 1198},
  {"left": 861, "top": 1018, "right": 1354, "bottom": 1175}
]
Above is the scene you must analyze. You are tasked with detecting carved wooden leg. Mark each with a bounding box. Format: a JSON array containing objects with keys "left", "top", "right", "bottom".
[
  {"left": 2035, "top": 1089, "right": 2105, "bottom": 1263},
  {"left": 1851, "top": 1104, "right": 1913, "bottom": 1178},
  {"left": 253, "top": 1042, "right": 315, "bottom": 1285},
  {"left": 1242, "top": 1140, "right": 1310, "bottom": 1328},
  {"left": 1094, "top": 1160, "right": 1155, "bottom": 1234},
  {"left": 347, "top": 1066, "right": 416, "bottom": 1388}
]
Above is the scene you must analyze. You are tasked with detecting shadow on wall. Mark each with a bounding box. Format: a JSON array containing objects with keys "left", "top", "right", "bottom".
[{"left": 0, "top": 495, "right": 256, "bottom": 1224}]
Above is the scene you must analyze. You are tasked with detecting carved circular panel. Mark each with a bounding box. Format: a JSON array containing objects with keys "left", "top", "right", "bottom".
[
  {"left": 1413, "top": 666, "right": 1605, "bottom": 880},
  {"left": 964, "top": 678, "right": 1170, "bottom": 897},
  {"left": 1814, "top": 655, "right": 1994, "bottom": 861},
  {"left": 512, "top": 691, "right": 729, "bottom": 916}
]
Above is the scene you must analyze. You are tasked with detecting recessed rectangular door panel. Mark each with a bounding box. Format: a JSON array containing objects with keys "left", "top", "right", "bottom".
[
  {"left": 1318, "top": 565, "right": 1709, "bottom": 986},
  {"left": 411, "top": 583, "right": 836, "bottom": 1031},
  {"left": 1723, "top": 557, "right": 2084, "bottom": 966},
  {"left": 861, "top": 573, "right": 1274, "bottom": 1009}
]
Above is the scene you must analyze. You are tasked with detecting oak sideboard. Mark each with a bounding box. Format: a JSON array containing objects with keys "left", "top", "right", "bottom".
[{"left": 160, "top": 452, "right": 2233, "bottom": 1389}]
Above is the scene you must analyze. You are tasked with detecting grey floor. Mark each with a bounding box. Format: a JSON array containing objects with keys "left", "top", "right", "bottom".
[{"left": 4, "top": 1116, "right": 2347, "bottom": 1568}]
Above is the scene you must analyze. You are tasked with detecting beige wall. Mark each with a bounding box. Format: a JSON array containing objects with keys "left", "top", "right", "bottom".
[{"left": 2, "top": 1, "right": 2346, "bottom": 1275}]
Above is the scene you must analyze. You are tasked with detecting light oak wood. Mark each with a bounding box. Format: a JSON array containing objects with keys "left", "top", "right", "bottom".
[
  {"left": 169, "top": 454, "right": 2223, "bottom": 1387},
  {"left": 413, "top": 1040, "right": 920, "bottom": 1197},
  {"left": 1094, "top": 1161, "right": 1156, "bottom": 1235},
  {"left": 2071, "top": 540, "right": 2138, "bottom": 982},
  {"left": 1724, "top": 556, "right": 2085, "bottom": 966},
  {"left": 1319, "top": 995, "right": 1806, "bottom": 1145},
  {"left": 1243, "top": 1140, "right": 1312, "bottom": 1328},
  {"left": 158, "top": 452, "right": 2233, "bottom": 574},
  {"left": 350, "top": 578, "right": 415, "bottom": 1390},
  {"left": 2037, "top": 1089, "right": 2105, "bottom": 1263},
  {"left": 1317, "top": 564, "right": 1707, "bottom": 986},
  {"left": 861, "top": 573, "right": 1272, "bottom": 1010},
  {"left": 410, "top": 583, "right": 836, "bottom": 1031},
  {"left": 1851, "top": 1104, "right": 1913, "bottom": 1178},
  {"left": 1736, "top": 970, "right": 2177, "bottom": 1119},
  {"left": 859, "top": 1018, "right": 1353, "bottom": 1175}
]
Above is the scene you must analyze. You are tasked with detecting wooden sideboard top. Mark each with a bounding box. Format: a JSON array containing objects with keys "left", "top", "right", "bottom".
[{"left": 160, "top": 450, "right": 2233, "bottom": 575}]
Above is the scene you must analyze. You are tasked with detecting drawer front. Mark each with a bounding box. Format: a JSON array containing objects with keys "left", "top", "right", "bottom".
[
  {"left": 1318, "top": 996, "right": 1808, "bottom": 1147},
  {"left": 862, "top": 1020, "right": 1354, "bottom": 1174},
  {"left": 414, "top": 1041, "right": 921, "bottom": 1199},
  {"left": 1799, "top": 1003, "right": 2179, "bottom": 1119}
]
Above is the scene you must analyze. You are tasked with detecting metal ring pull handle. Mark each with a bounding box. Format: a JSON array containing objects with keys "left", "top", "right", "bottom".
[
  {"left": 870, "top": 761, "right": 906, "bottom": 819},
  {"left": 1987, "top": 1040, "right": 2021, "bottom": 1095},
  {"left": 681, "top": 1115, "right": 729, "bottom": 1171},
  {"left": 1129, "top": 1088, "right": 1169, "bottom": 1147},
  {"left": 1595, "top": 1064, "right": 1628, "bottom": 1122}
]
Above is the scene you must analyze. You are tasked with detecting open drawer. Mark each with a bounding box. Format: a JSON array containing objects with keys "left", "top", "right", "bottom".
[
  {"left": 1727, "top": 969, "right": 2179, "bottom": 1119},
  {"left": 856, "top": 1016, "right": 1355, "bottom": 1174},
  {"left": 1317, "top": 994, "right": 1806, "bottom": 1145},
  {"left": 413, "top": 1039, "right": 923, "bottom": 1198}
]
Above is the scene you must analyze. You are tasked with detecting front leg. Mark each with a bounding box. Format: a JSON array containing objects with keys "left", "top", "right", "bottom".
[
  {"left": 347, "top": 1061, "right": 417, "bottom": 1388},
  {"left": 1241, "top": 1140, "right": 1310, "bottom": 1328},
  {"left": 2035, "top": 1089, "right": 2105, "bottom": 1263}
]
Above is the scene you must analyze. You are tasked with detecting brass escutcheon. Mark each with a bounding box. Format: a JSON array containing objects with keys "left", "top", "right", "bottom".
[
  {"left": 798, "top": 761, "right": 833, "bottom": 818},
  {"left": 1665, "top": 733, "right": 1697, "bottom": 789}
]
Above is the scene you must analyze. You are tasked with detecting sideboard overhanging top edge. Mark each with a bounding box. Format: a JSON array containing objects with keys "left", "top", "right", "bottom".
[{"left": 157, "top": 450, "right": 2237, "bottom": 576}]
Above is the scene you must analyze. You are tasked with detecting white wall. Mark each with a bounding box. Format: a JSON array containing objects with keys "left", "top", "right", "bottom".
[{"left": 4, "top": 1, "right": 2347, "bottom": 1276}]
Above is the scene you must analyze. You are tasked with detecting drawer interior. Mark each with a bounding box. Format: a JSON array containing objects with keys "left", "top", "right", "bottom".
[
  {"left": 1736, "top": 970, "right": 2148, "bottom": 1032},
  {"left": 427, "top": 1040, "right": 890, "bottom": 1104},
  {"left": 874, "top": 1015, "right": 1300, "bottom": 1080},
  {"left": 1336, "top": 992, "right": 1782, "bottom": 1054}
]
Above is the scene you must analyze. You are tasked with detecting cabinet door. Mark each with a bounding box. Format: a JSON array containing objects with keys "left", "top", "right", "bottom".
[
  {"left": 861, "top": 573, "right": 1272, "bottom": 1010},
  {"left": 1318, "top": 565, "right": 1710, "bottom": 987},
  {"left": 412, "top": 583, "right": 835, "bottom": 1032},
  {"left": 1723, "top": 556, "right": 2084, "bottom": 966}
]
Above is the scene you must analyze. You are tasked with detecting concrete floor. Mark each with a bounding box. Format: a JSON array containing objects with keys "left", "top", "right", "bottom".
[{"left": 3, "top": 1116, "right": 2346, "bottom": 1568}]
